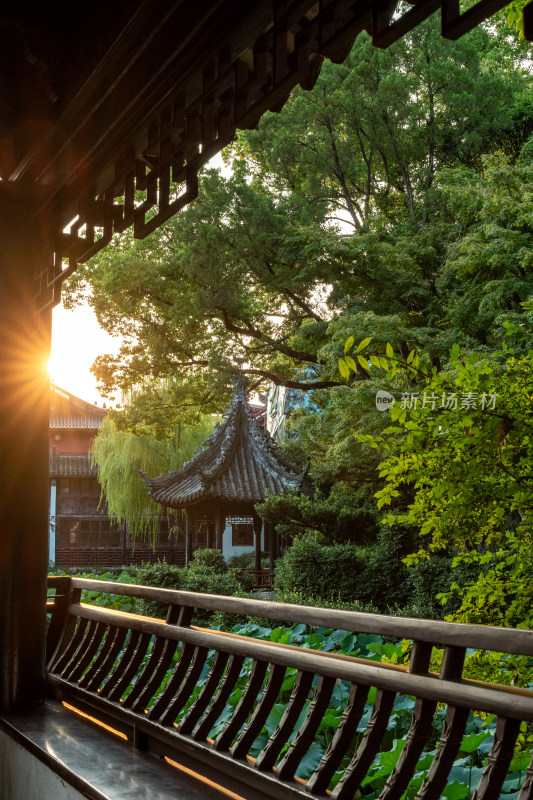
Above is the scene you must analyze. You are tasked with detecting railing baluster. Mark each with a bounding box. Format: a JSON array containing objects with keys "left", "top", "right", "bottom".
[
  {"left": 191, "top": 653, "right": 246, "bottom": 741},
  {"left": 517, "top": 751, "right": 533, "bottom": 799},
  {"left": 276, "top": 674, "right": 336, "bottom": 780},
  {"left": 471, "top": 716, "right": 522, "bottom": 799},
  {"left": 231, "top": 663, "right": 287, "bottom": 759},
  {"left": 380, "top": 641, "right": 436, "bottom": 800},
  {"left": 178, "top": 650, "right": 231, "bottom": 735},
  {"left": 49, "top": 609, "right": 86, "bottom": 674},
  {"left": 332, "top": 688, "right": 397, "bottom": 800},
  {"left": 307, "top": 681, "right": 370, "bottom": 794},
  {"left": 63, "top": 620, "right": 107, "bottom": 683},
  {"left": 100, "top": 630, "right": 151, "bottom": 701},
  {"left": 123, "top": 604, "right": 182, "bottom": 711},
  {"left": 155, "top": 645, "right": 210, "bottom": 726},
  {"left": 255, "top": 670, "right": 315, "bottom": 772},
  {"left": 416, "top": 644, "right": 468, "bottom": 800},
  {"left": 79, "top": 625, "right": 128, "bottom": 691},
  {"left": 147, "top": 641, "right": 196, "bottom": 723},
  {"left": 214, "top": 659, "right": 269, "bottom": 752},
  {"left": 415, "top": 706, "right": 470, "bottom": 800},
  {"left": 46, "top": 577, "right": 72, "bottom": 664}
]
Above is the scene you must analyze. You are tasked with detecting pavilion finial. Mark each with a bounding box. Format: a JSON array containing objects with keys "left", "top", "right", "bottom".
[{"left": 231, "top": 371, "right": 248, "bottom": 401}]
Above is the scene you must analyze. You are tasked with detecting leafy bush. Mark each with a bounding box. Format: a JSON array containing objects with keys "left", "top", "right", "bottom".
[
  {"left": 131, "top": 560, "right": 184, "bottom": 618},
  {"left": 130, "top": 558, "right": 241, "bottom": 624},
  {"left": 226, "top": 552, "right": 255, "bottom": 593},
  {"left": 183, "top": 568, "right": 242, "bottom": 626},
  {"left": 189, "top": 548, "right": 228, "bottom": 574},
  {"left": 274, "top": 534, "right": 367, "bottom": 601}
]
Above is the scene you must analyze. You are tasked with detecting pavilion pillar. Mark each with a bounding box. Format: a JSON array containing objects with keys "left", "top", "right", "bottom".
[
  {"left": 207, "top": 521, "right": 214, "bottom": 549},
  {"left": 0, "top": 200, "right": 51, "bottom": 710},
  {"left": 253, "top": 513, "right": 262, "bottom": 574},
  {"left": 185, "top": 508, "right": 193, "bottom": 566},
  {"left": 215, "top": 506, "right": 224, "bottom": 552},
  {"left": 266, "top": 522, "right": 275, "bottom": 572}
]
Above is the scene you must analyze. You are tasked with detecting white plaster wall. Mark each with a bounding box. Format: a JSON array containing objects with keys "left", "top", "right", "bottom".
[
  {"left": 0, "top": 729, "right": 86, "bottom": 800},
  {"left": 222, "top": 522, "right": 264, "bottom": 559}
]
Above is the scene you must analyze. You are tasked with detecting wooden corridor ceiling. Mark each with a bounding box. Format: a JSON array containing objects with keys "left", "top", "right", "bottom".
[{"left": 0, "top": 0, "right": 527, "bottom": 313}]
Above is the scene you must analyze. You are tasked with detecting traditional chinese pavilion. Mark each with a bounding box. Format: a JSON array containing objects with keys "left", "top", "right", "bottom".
[{"left": 140, "top": 385, "right": 309, "bottom": 571}]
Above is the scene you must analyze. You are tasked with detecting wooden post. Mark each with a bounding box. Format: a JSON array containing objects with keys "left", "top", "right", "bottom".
[
  {"left": 215, "top": 505, "right": 224, "bottom": 552},
  {"left": 0, "top": 202, "right": 51, "bottom": 710},
  {"left": 207, "top": 521, "right": 214, "bottom": 549},
  {"left": 273, "top": 528, "right": 281, "bottom": 561},
  {"left": 185, "top": 508, "right": 193, "bottom": 566},
  {"left": 267, "top": 522, "right": 275, "bottom": 572},
  {"left": 253, "top": 513, "right": 262, "bottom": 574}
]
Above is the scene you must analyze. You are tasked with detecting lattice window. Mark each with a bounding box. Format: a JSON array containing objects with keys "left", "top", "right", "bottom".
[
  {"left": 231, "top": 522, "right": 254, "bottom": 547},
  {"left": 57, "top": 517, "right": 122, "bottom": 548}
]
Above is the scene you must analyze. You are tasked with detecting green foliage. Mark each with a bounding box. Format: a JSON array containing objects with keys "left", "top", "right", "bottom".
[
  {"left": 181, "top": 568, "right": 242, "bottom": 626},
  {"left": 118, "top": 558, "right": 241, "bottom": 624},
  {"left": 91, "top": 416, "right": 214, "bottom": 539},
  {"left": 256, "top": 489, "right": 378, "bottom": 544},
  {"left": 225, "top": 552, "right": 256, "bottom": 593},
  {"left": 274, "top": 534, "right": 369, "bottom": 602},
  {"left": 353, "top": 305, "right": 533, "bottom": 627},
  {"left": 189, "top": 548, "right": 228, "bottom": 574},
  {"left": 59, "top": 20, "right": 532, "bottom": 623},
  {"left": 129, "top": 561, "right": 184, "bottom": 618}
]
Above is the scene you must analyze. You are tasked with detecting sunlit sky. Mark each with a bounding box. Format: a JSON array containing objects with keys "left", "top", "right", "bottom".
[{"left": 49, "top": 304, "right": 122, "bottom": 405}]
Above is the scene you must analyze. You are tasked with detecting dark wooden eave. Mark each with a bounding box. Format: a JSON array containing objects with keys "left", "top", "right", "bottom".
[
  {"left": 140, "top": 389, "right": 309, "bottom": 508},
  {"left": 1, "top": 0, "right": 525, "bottom": 314}
]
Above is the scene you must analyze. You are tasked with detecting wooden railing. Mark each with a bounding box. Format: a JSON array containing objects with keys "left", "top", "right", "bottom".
[{"left": 46, "top": 576, "right": 533, "bottom": 800}]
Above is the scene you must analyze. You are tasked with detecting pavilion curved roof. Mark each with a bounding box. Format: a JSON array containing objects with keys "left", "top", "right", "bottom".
[{"left": 140, "top": 389, "right": 309, "bottom": 509}]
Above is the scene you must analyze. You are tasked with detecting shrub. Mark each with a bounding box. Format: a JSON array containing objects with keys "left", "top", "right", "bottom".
[
  {"left": 190, "top": 548, "right": 228, "bottom": 574},
  {"left": 131, "top": 560, "right": 184, "bottom": 618},
  {"left": 226, "top": 552, "right": 255, "bottom": 592},
  {"left": 274, "top": 534, "right": 367, "bottom": 602},
  {"left": 130, "top": 558, "right": 242, "bottom": 624},
  {"left": 359, "top": 524, "right": 414, "bottom": 611},
  {"left": 182, "top": 568, "right": 242, "bottom": 626}
]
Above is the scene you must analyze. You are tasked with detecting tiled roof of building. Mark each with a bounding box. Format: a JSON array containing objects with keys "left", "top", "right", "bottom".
[
  {"left": 49, "top": 452, "right": 97, "bottom": 478},
  {"left": 140, "top": 389, "right": 308, "bottom": 508},
  {"left": 50, "top": 385, "right": 107, "bottom": 430}
]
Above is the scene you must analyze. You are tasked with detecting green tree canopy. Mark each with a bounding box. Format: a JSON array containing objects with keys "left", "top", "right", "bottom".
[
  {"left": 63, "top": 20, "right": 532, "bottom": 435},
  {"left": 353, "top": 304, "right": 533, "bottom": 627}
]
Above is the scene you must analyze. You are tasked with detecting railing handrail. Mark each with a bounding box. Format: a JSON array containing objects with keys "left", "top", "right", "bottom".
[
  {"left": 69, "top": 600, "right": 533, "bottom": 721},
  {"left": 49, "top": 575, "right": 533, "bottom": 657}
]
